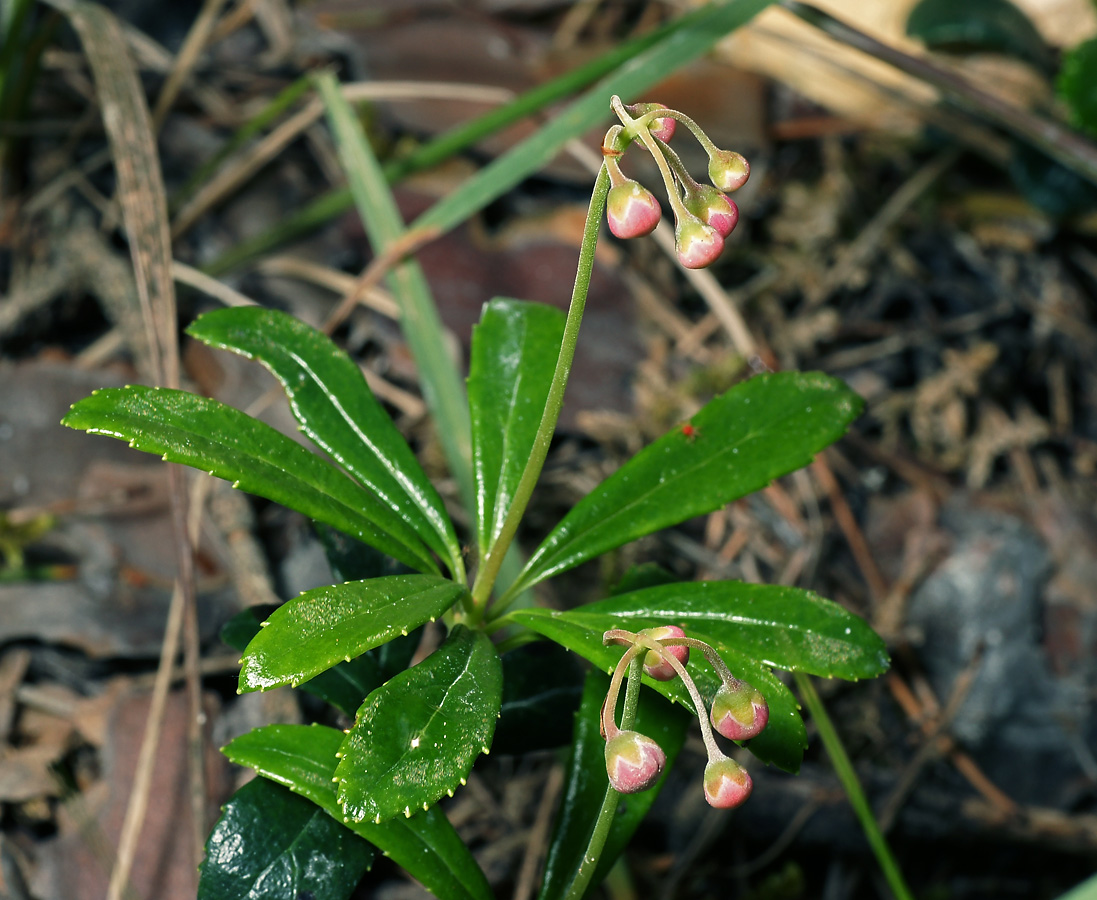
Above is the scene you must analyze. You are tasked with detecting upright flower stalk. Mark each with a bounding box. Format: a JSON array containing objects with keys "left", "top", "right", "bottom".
[{"left": 475, "top": 96, "right": 751, "bottom": 618}]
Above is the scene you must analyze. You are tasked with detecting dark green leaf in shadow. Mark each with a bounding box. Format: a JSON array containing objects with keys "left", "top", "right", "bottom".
[
  {"left": 469, "top": 298, "right": 565, "bottom": 556},
  {"left": 224, "top": 724, "right": 492, "bottom": 900},
  {"left": 609, "top": 562, "right": 680, "bottom": 596},
  {"left": 510, "top": 606, "right": 807, "bottom": 772},
  {"left": 336, "top": 626, "right": 503, "bottom": 823},
  {"left": 199, "top": 776, "right": 373, "bottom": 900},
  {"left": 1009, "top": 140, "right": 1097, "bottom": 218},
  {"left": 238, "top": 575, "right": 467, "bottom": 693},
  {"left": 188, "top": 307, "right": 463, "bottom": 578},
  {"left": 906, "top": 0, "right": 1053, "bottom": 72},
  {"left": 315, "top": 521, "right": 412, "bottom": 582},
  {"left": 512, "top": 372, "right": 863, "bottom": 595},
  {"left": 494, "top": 641, "right": 585, "bottom": 755},
  {"left": 538, "top": 670, "right": 689, "bottom": 900},
  {"left": 61, "top": 386, "right": 438, "bottom": 574},
  {"left": 1058, "top": 37, "right": 1097, "bottom": 139}
]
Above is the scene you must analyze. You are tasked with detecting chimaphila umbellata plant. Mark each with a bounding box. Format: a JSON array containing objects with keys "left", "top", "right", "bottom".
[{"left": 62, "top": 93, "right": 889, "bottom": 900}]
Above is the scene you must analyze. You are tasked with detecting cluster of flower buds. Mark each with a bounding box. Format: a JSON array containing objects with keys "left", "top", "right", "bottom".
[
  {"left": 602, "top": 95, "right": 750, "bottom": 269},
  {"left": 600, "top": 625, "right": 769, "bottom": 808}
]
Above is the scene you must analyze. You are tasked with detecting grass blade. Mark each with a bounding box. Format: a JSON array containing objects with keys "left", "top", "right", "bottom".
[{"left": 315, "top": 71, "right": 474, "bottom": 511}]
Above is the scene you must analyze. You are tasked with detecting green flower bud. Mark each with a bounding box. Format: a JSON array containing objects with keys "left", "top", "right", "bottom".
[{"left": 708, "top": 149, "right": 750, "bottom": 193}]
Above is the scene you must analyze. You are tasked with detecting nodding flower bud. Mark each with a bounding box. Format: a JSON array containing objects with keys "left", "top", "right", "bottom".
[
  {"left": 675, "top": 217, "right": 724, "bottom": 269},
  {"left": 703, "top": 756, "right": 753, "bottom": 809},
  {"left": 639, "top": 625, "right": 689, "bottom": 681},
  {"left": 607, "top": 181, "right": 662, "bottom": 239},
  {"left": 684, "top": 186, "right": 739, "bottom": 238},
  {"left": 626, "top": 101, "right": 676, "bottom": 143},
  {"left": 605, "top": 730, "right": 666, "bottom": 794},
  {"left": 707, "top": 149, "right": 750, "bottom": 193},
  {"left": 710, "top": 680, "right": 769, "bottom": 742}
]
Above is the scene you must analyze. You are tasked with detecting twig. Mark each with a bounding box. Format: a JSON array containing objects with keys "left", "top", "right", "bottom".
[
  {"left": 323, "top": 225, "right": 442, "bottom": 334},
  {"left": 512, "top": 764, "right": 565, "bottom": 900},
  {"left": 151, "top": 0, "right": 229, "bottom": 131}
]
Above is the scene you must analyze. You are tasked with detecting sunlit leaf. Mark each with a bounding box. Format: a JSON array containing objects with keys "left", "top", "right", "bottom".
[
  {"left": 61, "top": 386, "right": 437, "bottom": 574},
  {"left": 469, "top": 298, "right": 565, "bottom": 555},
  {"left": 336, "top": 626, "right": 503, "bottom": 823},
  {"left": 238, "top": 575, "right": 467, "bottom": 693},
  {"left": 511, "top": 372, "right": 863, "bottom": 595},
  {"left": 189, "top": 306, "right": 463, "bottom": 577}
]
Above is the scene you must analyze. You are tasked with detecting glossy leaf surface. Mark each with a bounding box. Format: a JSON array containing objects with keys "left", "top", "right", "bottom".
[
  {"left": 222, "top": 605, "right": 417, "bottom": 716},
  {"left": 538, "top": 670, "right": 689, "bottom": 900},
  {"left": 189, "top": 307, "right": 462, "bottom": 577},
  {"left": 199, "top": 776, "right": 373, "bottom": 900},
  {"left": 224, "top": 724, "right": 492, "bottom": 900},
  {"left": 238, "top": 575, "right": 467, "bottom": 693},
  {"left": 336, "top": 626, "right": 503, "bottom": 823},
  {"left": 906, "top": 0, "right": 1052, "bottom": 71},
  {"left": 468, "top": 298, "right": 565, "bottom": 555},
  {"left": 514, "top": 607, "right": 807, "bottom": 772},
  {"left": 578, "top": 581, "right": 888, "bottom": 680},
  {"left": 62, "top": 386, "right": 437, "bottom": 574},
  {"left": 511, "top": 373, "right": 863, "bottom": 594}
]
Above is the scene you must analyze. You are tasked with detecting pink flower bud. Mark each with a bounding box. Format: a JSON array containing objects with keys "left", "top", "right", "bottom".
[
  {"left": 626, "top": 101, "right": 676, "bottom": 143},
  {"left": 639, "top": 625, "right": 689, "bottom": 681},
  {"left": 684, "top": 186, "right": 739, "bottom": 238},
  {"left": 710, "top": 680, "right": 769, "bottom": 742},
  {"left": 605, "top": 730, "right": 666, "bottom": 794},
  {"left": 607, "top": 181, "right": 662, "bottom": 239},
  {"left": 675, "top": 218, "right": 724, "bottom": 269},
  {"left": 703, "top": 757, "right": 753, "bottom": 809},
  {"left": 708, "top": 150, "right": 750, "bottom": 193}
]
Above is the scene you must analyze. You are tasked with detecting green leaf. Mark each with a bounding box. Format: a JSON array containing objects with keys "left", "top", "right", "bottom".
[
  {"left": 511, "top": 606, "right": 807, "bottom": 772},
  {"left": 538, "top": 670, "right": 689, "bottom": 900},
  {"left": 468, "top": 298, "right": 565, "bottom": 555},
  {"left": 62, "top": 386, "right": 438, "bottom": 574},
  {"left": 199, "top": 776, "right": 374, "bottom": 900},
  {"left": 238, "top": 574, "right": 468, "bottom": 693},
  {"left": 1058, "top": 37, "right": 1097, "bottom": 139},
  {"left": 221, "top": 605, "right": 398, "bottom": 716},
  {"left": 224, "top": 724, "right": 492, "bottom": 900},
  {"left": 579, "top": 581, "right": 888, "bottom": 680},
  {"left": 511, "top": 372, "right": 863, "bottom": 595},
  {"left": 906, "top": 0, "right": 1053, "bottom": 71},
  {"left": 494, "top": 642, "right": 585, "bottom": 755},
  {"left": 336, "top": 626, "right": 503, "bottom": 823},
  {"left": 188, "top": 306, "right": 463, "bottom": 578}
]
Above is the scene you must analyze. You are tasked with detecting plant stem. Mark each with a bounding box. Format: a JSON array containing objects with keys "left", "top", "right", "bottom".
[
  {"left": 794, "top": 672, "right": 914, "bottom": 900},
  {"left": 564, "top": 655, "right": 644, "bottom": 900},
  {"left": 470, "top": 162, "right": 611, "bottom": 613}
]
